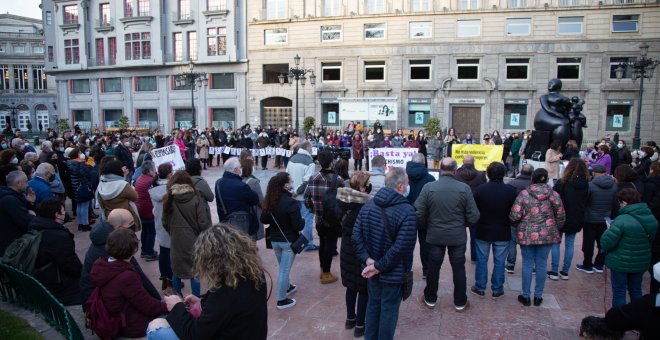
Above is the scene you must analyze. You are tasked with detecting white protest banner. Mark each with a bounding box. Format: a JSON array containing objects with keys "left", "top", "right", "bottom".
[
  {"left": 223, "top": 147, "right": 231, "bottom": 155},
  {"left": 259, "top": 149, "right": 266, "bottom": 156},
  {"left": 266, "top": 147, "right": 274, "bottom": 156},
  {"left": 150, "top": 145, "right": 186, "bottom": 171},
  {"left": 312, "top": 147, "right": 318, "bottom": 155},
  {"left": 251, "top": 149, "right": 259, "bottom": 156},
  {"left": 209, "top": 147, "right": 215, "bottom": 155},
  {"left": 285, "top": 150, "right": 292, "bottom": 158},
  {"left": 367, "top": 148, "right": 417, "bottom": 170}
]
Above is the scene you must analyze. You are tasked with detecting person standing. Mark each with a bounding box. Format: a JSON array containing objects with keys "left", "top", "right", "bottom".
[
  {"left": 509, "top": 168, "right": 565, "bottom": 307},
  {"left": 196, "top": 133, "right": 209, "bottom": 169},
  {"left": 456, "top": 154, "right": 487, "bottom": 263},
  {"left": 471, "top": 162, "right": 517, "bottom": 299},
  {"left": 149, "top": 164, "right": 175, "bottom": 291},
  {"left": 367, "top": 155, "right": 387, "bottom": 198},
  {"left": 135, "top": 161, "right": 158, "bottom": 261},
  {"left": 444, "top": 128, "right": 459, "bottom": 157},
  {"left": 352, "top": 168, "right": 417, "bottom": 340},
  {"left": 545, "top": 140, "right": 563, "bottom": 184},
  {"left": 352, "top": 134, "right": 365, "bottom": 171},
  {"left": 68, "top": 148, "right": 94, "bottom": 231},
  {"left": 214, "top": 158, "right": 260, "bottom": 238},
  {"left": 405, "top": 153, "right": 435, "bottom": 278},
  {"left": 286, "top": 140, "right": 319, "bottom": 251},
  {"left": 429, "top": 131, "right": 444, "bottom": 169},
  {"left": 643, "top": 161, "right": 660, "bottom": 294},
  {"left": 416, "top": 158, "right": 480, "bottom": 311}
]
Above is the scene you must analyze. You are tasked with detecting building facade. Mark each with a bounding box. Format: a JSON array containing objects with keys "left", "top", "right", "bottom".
[
  {"left": 0, "top": 14, "right": 56, "bottom": 133},
  {"left": 246, "top": 0, "right": 660, "bottom": 144},
  {"left": 41, "top": 0, "right": 247, "bottom": 132}
]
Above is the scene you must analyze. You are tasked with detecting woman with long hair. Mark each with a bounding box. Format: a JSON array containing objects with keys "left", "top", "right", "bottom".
[
  {"left": 146, "top": 224, "right": 268, "bottom": 339},
  {"left": 334, "top": 158, "right": 350, "bottom": 186},
  {"left": 548, "top": 158, "right": 589, "bottom": 280},
  {"left": 172, "top": 130, "right": 187, "bottom": 161},
  {"left": 444, "top": 127, "right": 459, "bottom": 157},
  {"left": 429, "top": 130, "right": 444, "bottom": 169},
  {"left": 545, "top": 140, "right": 563, "bottom": 183},
  {"left": 260, "top": 172, "right": 304, "bottom": 310},
  {"left": 510, "top": 168, "right": 565, "bottom": 307},
  {"left": 416, "top": 130, "right": 428, "bottom": 161},
  {"left": 163, "top": 171, "right": 211, "bottom": 297}
]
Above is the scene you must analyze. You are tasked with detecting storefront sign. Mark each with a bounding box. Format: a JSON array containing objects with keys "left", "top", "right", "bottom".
[
  {"left": 339, "top": 97, "right": 398, "bottom": 121},
  {"left": 415, "top": 112, "right": 424, "bottom": 124},
  {"left": 452, "top": 144, "right": 504, "bottom": 171},
  {"left": 328, "top": 111, "right": 337, "bottom": 124}
]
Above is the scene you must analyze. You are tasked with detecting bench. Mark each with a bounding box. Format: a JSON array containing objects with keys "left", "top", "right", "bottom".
[{"left": 0, "top": 263, "right": 84, "bottom": 340}]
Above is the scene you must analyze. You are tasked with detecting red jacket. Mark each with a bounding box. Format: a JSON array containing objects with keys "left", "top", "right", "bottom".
[
  {"left": 135, "top": 173, "right": 155, "bottom": 219},
  {"left": 90, "top": 258, "right": 167, "bottom": 338}
]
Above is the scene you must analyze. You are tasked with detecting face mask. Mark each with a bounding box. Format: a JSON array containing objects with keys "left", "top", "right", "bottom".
[
  {"left": 79, "top": 154, "right": 86, "bottom": 160},
  {"left": 129, "top": 224, "right": 137, "bottom": 232},
  {"left": 10, "top": 158, "right": 18, "bottom": 164},
  {"left": 59, "top": 147, "right": 65, "bottom": 152},
  {"left": 420, "top": 133, "right": 423, "bottom": 136},
  {"left": 124, "top": 142, "right": 130, "bottom": 147},
  {"left": 1, "top": 143, "right": 6, "bottom": 149},
  {"left": 638, "top": 151, "right": 646, "bottom": 158},
  {"left": 403, "top": 185, "right": 410, "bottom": 198},
  {"left": 617, "top": 143, "right": 623, "bottom": 149}
]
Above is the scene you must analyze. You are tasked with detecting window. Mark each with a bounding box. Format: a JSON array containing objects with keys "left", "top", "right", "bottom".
[
  {"left": 323, "top": 0, "right": 340, "bottom": 16},
  {"left": 559, "top": 0, "right": 580, "bottom": 6},
  {"left": 410, "top": 21, "right": 432, "bottom": 39},
  {"left": 174, "top": 109, "right": 193, "bottom": 129},
  {"left": 207, "top": 27, "right": 227, "bottom": 55},
  {"left": 137, "top": 109, "right": 158, "bottom": 130},
  {"left": 0, "top": 65, "right": 9, "bottom": 91},
  {"left": 101, "top": 78, "right": 122, "bottom": 92},
  {"left": 211, "top": 108, "right": 235, "bottom": 129},
  {"left": 32, "top": 46, "right": 45, "bottom": 54},
  {"left": 457, "top": 59, "right": 479, "bottom": 80},
  {"left": 96, "top": 38, "right": 105, "bottom": 65},
  {"left": 124, "top": 33, "right": 151, "bottom": 60},
  {"left": 558, "top": 17, "right": 583, "bottom": 35},
  {"left": 64, "top": 39, "right": 80, "bottom": 64},
  {"left": 14, "top": 45, "right": 25, "bottom": 54},
  {"left": 411, "top": 0, "right": 432, "bottom": 12},
  {"left": 366, "top": 0, "right": 385, "bottom": 14},
  {"left": 71, "top": 79, "right": 90, "bottom": 93},
  {"left": 609, "top": 57, "right": 635, "bottom": 79},
  {"left": 138, "top": 0, "right": 150, "bottom": 16},
  {"left": 173, "top": 33, "right": 183, "bottom": 61},
  {"left": 612, "top": 15, "right": 639, "bottom": 33},
  {"left": 46, "top": 11, "right": 52, "bottom": 25},
  {"left": 63, "top": 5, "right": 78, "bottom": 25},
  {"left": 410, "top": 59, "right": 432, "bottom": 81},
  {"left": 506, "top": 18, "right": 531, "bottom": 36},
  {"left": 457, "top": 20, "right": 481, "bottom": 37},
  {"left": 459, "top": 0, "right": 478, "bottom": 10},
  {"left": 266, "top": 0, "right": 287, "bottom": 19},
  {"left": 504, "top": 103, "right": 527, "bottom": 129},
  {"left": 13, "top": 65, "right": 28, "bottom": 92},
  {"left": 47, "top": 46, "right": 53, "bottom": 62},
  {"left": 124, "top": 0, "right": 133, "bottom": 17},
  {"left": 73, "top": 110, "right": 91, "bottom": 123},
  {"left": 136, "top": 76, "right": 157, "bottom": 91},
  {"left": 508, "top": 0, "right": 527, "bottom": 8},
  {"left": 364, "top": 61, "right": 385, "bottom": 81},
  {"left": 103, "top": 109, "right": 123, "bottom": 128},
  {"left": 263, "top": 64, "right": 289, "bottom": 84},
  {"left": 321, "top": 62, "right": 341, "bottom": 82},
  {"left": 557, "top": 57, "right": 581, "bottom": 80},
  {"left": 188, "top": 31, "right": 197, "bottom": 60},
  {"left": 265, "top": 29, "right": 287, "bottom": 45},
  {"left": 210, "top": 73, "right": 234, "bottom": 89},
  {"left": 606, "top": 104, "right": 631, "bottom": 131},
  {"left": 409, "top": 100, "right": 431, "bottom": 127},
  {"left": 100, "top": 3, "right": 110, "bottom": 25},
  {"left": 108, "top": 37, "right": 117, "bottom": 65},
  {"left": 208, "top": 0, "right": 227, "bottom": 11},
  {"left": 506, "top": 58, "right": 530, "bottom": 80},
  {"left": 178, "top": 0, "right": 190, "bottom": 20},
  {"left": 321, "top": 25, "right": 341, "bottom": 42},
  {"left": 364, "top": 23, "right": 385, "bottom": 40}
]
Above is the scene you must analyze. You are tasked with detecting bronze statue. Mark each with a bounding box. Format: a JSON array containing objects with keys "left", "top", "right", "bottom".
[{"left": 534, "top": 79, "right": 586, "bottom": 149}]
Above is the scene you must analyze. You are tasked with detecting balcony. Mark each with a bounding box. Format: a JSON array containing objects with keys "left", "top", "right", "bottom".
[
  {"left": 119, "top": 15, "right": 153, "bottom": 24},
  {"left": 172, "top": 11, "right": 195, "bottom": 26},
  {"left": 95, "top": 19, "right": 114, "bottom": 32},
  {"left": 59, "top": 21, "right": 80, "bottom": 31}
]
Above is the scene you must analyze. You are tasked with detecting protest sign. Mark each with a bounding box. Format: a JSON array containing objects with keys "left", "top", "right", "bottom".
[
  {"left": 452, "top": 144, "right": 504, "bottom": 171},
  {"left": 150, "top": 145, "right": 186, "bottom": 171},
  {"left": 367, "top": 148, "right": 417, "bottom": 170}
]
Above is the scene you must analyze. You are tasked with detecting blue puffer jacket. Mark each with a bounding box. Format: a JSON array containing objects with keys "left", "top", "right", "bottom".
[{"left": 352, "top": 187, "right": 417, "bottom": 285}]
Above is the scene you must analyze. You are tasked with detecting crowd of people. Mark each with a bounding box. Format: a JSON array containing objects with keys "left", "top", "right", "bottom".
[{"left": 1, "top": 121, "right": 660, "bottom": 339}]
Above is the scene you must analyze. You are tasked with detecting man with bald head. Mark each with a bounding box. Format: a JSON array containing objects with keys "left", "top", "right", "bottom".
[
  {"left": 29, "top": 163, "right": 56, "bottom": 204},
  {"left": 79, "top": 209, "right": 160, "bottom": 305}
]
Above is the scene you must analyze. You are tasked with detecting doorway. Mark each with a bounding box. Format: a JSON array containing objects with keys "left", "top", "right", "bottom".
[
  {"left": 451, "top": 106, "right": 481, "bottom": 142},
  {"left": 261, "top": 97, "right": 292, "bottom": 129}
]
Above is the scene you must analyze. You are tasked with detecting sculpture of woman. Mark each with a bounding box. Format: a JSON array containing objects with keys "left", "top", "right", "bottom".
[{"left": 534, "top": 79, "right": 574, "bottom": 148}]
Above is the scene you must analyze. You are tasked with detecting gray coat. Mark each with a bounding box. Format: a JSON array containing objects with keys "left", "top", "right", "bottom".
[{"left": 415, "top": 174, "right": 480, "bottom": 246}]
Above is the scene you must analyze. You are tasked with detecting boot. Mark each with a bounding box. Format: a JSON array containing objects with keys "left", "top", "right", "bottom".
[
  {"left": 321, "top": 272, "right": 338, "bottom": 284},
  {"left": 320, "top": 267, "right": 324, "bottom": 280}
]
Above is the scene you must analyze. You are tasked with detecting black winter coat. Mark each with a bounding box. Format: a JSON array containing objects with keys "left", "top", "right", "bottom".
[
  {"left": 643, "top": 176, "right": 660, "bottom": 256},
  {"left": 29, "top": 216, "right": 82, "bottom": 306},
  {"left": 337, "top": 187, "right": 370, "bottom": 293},
  {"left": 553, "top": 175, "right": 589, "bottom": 233},
  {"left": 584, "top": 175, "right": 618, "bottom": 224},
  {"left": 0, "top": 187, "right": 34, "bottom": 254},
  {"left": 472, "top": 180, "right": 517, "bottom": 241},
  {"left": 260, "top": 189, "right": 304, "bottom": 243},
  {"left": 406, "top": 161, "right": 435, "bottom": 205}
]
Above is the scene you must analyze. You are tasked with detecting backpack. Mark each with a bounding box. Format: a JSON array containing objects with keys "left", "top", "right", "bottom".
[
  {"left": 84, "top": 287, "right": 126, "bottom": 340},
  {"left": 321, "top": 175, "right": 344, "bottom": 228},
  {"left": 2, "top": 229, "right": 51, "bottom": 275}
]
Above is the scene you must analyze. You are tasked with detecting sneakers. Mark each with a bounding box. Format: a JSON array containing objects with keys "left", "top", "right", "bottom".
[
  {"left": 454, "top": 300, "right": 470, "bottom": 312},
  {"left": 422, "top": 296, "right": 436, "bottom": 309},
  {"left": 518, "top": 294, "right": 531, "bottom": 306},
  {"left": 286, "top": 284, "right": 297, "bottom": 295},
  {"left": 505, "top": 265, "right": 515, "bottom": 274},
  {"left": 547, "top": 271, "right": 559, "bottom": 281},
  {"left": 304, "top": 244, "right": 320, "bottom": 251},
  {"left": 593, "top": 266, "right": 604, "bottom": 273},
  {"left": 492, "top": 291, "right": 504, "bottom": 299},
  {"left": 559, "top": 271, "right": 569, "bottom": 280},
  {"left": 470, "top": 286, "right": 485, "bottom": 298},
  {"left": 276, "top": 298, "right": 296, "bottom": 310},
  {"left": 575, "top": 264, "right": 594, "bottom": 274}
]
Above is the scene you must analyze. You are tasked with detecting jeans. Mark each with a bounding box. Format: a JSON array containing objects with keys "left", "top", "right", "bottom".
[
  {"left": 582, "top": 222, "right": 606, "bottom": 268},
  {"left": 365, "top": 279, "right": 401, "bottom": 340},
  {"left": 469, "top": 226, "right": 477, "bottom": 262},
  {"left": 474, "top": 239, "right": 509, "bottom": 293},
  {"left": 76, "top": 200, "right": 90, "bottom": 225},
  {"left": 610, "top": 270, "right": 644, "bottom": 308},
  {"left": 146, "top": 322, "right": 179, "bottom": 340},
  {"left": 418, "top": 228, "right": 429, "bottom": 276},
  {"left": 299, "top": 201, "right": 315, "bottom": 248},
  {"left": 424, "top": 243, "right": 467, "bottom": 307},
  {"left": 507, "top": 227, "right": 518, "bottom": 267},
  {"left": 172, "top": 276, "right": 200, "bottom": 297},
  {"left": 272, "top": 241, "right": 296, "bottom": 301},
  {"left": 140, "top": 219, "right": 157, "bottom": 256},
  {"left": 346, "top": 288, "right": 368, "bottom": 327},
  {"left": 158, "top": 246, "right": 173, "bottom": 280},
  {"left": 520, "top": 245, "right": 552, "bottom": 298},
  {"left": 551, "top": 232, "right": 576, "bottom": 273}
]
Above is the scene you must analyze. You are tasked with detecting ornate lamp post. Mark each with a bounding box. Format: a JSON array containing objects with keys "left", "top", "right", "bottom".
[
  {"left": 278, "top": 54, "right": 316, "bottom": 134},
  {"left": 615, "top": 42, "right": 659, "bottom": 150},
  {"left": 175, "top": 60, "right": 208, "bottom": 130}
]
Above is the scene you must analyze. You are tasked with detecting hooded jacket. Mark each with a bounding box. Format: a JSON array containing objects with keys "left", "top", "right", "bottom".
[
  {"left": 134, "top": 173, "right": 155, "bottom": 219},
  {"left": 509, "top": 183, "right": 565, "bottom": 246},
  {"left": 584, "top": 175, "right": 618, "bottom": 224},
  {"left": 286, "top": 149, "right": 315, "bottom": 202},
  {"left": 97, "top": 174, "right": 142, "bottom": 230},
  {"left": 338, "top": 187, "right": 370, "bottom": 293},
  {"left": 601, "top": 203, "right": 658, "bottom": 273},
  {"left": 352, "top": 187, "right": 417, "bottom": 284},
  {"left": 0, "top": 186, "right": 33, "bottom": 254},
  {"left": 456, "top": 164, "right": 487, "bottom": 192},
  {"left": 405, "top": 161, "right": 435, "bottom": 204},
  {"left": 89, "top": 258, "right": 167, "bottom": 338},
  {"left": 553, "top": 174, "right": 589, "bottom": 233}
]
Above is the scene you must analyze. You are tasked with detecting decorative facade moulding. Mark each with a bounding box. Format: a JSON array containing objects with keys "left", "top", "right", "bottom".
[{"left": 203, "top": 10, "right": 229, "bottom": 18}]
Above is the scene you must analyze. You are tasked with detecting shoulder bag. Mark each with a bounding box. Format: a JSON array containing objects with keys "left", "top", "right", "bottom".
[
  {"left": 270, "top": 213, "right": 308, "bottom": 254},
  {"left": 379, "top": 206, "right": 413, "bottom": 301},
  {"left": 217, "top": 187, "right": 253, "bottom": 236}
]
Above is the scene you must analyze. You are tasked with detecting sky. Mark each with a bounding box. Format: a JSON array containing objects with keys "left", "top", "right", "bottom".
[{"left": 1, "top": 0, "right": 42, "bottom": 19}]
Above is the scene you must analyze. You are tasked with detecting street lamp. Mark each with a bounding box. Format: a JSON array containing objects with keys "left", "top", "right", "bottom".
[
  {"left": 278, "top": 54, "right": 316, "bottom": 134},
  {"left": 615, "top": 42, "right": 659, "bottom": 150},
  {"left": 175, "top": 60, "right": 208, "bottom": 130}
]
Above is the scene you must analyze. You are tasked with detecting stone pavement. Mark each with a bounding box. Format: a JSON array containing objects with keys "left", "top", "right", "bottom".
[{"left": 6, "top": 158, "right": 645, "bottom": 339}]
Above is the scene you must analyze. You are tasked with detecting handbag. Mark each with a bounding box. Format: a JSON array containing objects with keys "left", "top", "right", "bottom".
[
  {"left": 270, "top": 213, "right": 308, "bottom": 254},
  {"left": 379, "top": 207, "right": 413, "bottom": 301},
  {"left": 217, "top": 187, "right": 253, "bottom": 237},
  {"left": 265, "top": 227, "right": 273, "bottom": 249}
]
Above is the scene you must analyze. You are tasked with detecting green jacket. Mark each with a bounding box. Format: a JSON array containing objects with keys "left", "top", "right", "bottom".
[{"left": 601, "top": 203, "right": 658, "bottom": 273}]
